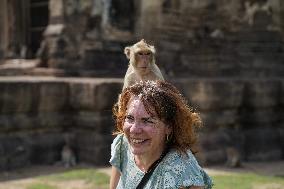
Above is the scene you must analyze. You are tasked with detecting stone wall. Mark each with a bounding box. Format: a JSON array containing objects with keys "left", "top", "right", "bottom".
[
  {"left": 0, "top": 0, "right": 283, "bottom": 77},
  {"left": 0, "top": 77, "right": 283, "bottom": 170},
  {"left": 173, "top": 78, "right": 284, "bottom": 165},
  {"left": 0, "top": 77, "right": 122, "bottom": 170},
  {"left": 32, "top": 0, "right": 283, "bottom": 78},
  {"left": 0, "top": 0, "right": 284, "bottom": 169},
  {"left": 0, "top": 0, "right": 7, "bottom": 61}
]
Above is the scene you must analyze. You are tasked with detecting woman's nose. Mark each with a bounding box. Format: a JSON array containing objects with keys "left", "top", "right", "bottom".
[{"left": 129, "top": 122, "right": 142, "bottom": 133}]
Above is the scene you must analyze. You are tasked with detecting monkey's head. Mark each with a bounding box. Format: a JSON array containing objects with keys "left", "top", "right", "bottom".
[{"left": 124, "top": 39, "right": 156, "bottom": 74}]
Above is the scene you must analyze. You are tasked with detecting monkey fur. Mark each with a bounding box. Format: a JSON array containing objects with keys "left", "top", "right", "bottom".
[{"left": 122, "top": 39, "right": 164, "bottom": 89}]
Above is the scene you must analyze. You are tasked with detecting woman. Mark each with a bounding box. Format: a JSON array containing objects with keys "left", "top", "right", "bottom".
[{"left": 110, "top": 80, "right": 213, "bottom": 189}]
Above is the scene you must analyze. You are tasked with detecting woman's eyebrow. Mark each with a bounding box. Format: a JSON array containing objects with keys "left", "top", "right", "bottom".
[{"left": 141, "top": 117, "right": 157, "bottom": 121}]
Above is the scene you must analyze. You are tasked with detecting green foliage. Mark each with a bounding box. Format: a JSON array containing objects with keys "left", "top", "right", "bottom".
[
  {"left": 9, "top": 167, "right": 284, "bottom": 189},
  {"left": 43, "top": 168, "right": 110, "bottom": 187},
  {"left": 212, "top": 173, "right": 284, "bottom": 189},
  {"left": 26, "top": 183, "right": 58, "bottom": 189}
]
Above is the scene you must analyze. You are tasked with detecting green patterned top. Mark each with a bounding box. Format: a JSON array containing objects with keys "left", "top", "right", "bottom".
[{"left": 110, "top": 134, "right": 213, "bottom": 189}]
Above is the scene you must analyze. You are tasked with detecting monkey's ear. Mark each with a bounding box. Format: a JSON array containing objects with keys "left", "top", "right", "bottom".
[
  {"left": 150, "top": 45, "right": 156, "bottom": 54},
  {"left": 124, "top": 47, "right": 131, "bottom": 59}
]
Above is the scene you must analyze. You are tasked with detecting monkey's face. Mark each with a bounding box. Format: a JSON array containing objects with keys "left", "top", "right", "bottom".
[
  {"left": 124, "top": 39, "right": 156, "bottom": 75},
  {"left": 135, "top": 50, "right": 152, "bottom": 74}
]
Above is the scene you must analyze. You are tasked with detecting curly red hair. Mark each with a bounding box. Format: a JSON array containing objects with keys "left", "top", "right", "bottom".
[{"left": 113, "top": 80, "right": 201, "bottom": 154}]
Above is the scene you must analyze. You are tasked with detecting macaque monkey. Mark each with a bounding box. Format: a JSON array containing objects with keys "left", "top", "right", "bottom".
[
  {"left": 225, "top": 147, "right": 241, "bottom": 168},
  {"left": 244, "top": 1, "right": 272, "bottom": 26},
  {"left": 122, "top": 39, "right": 164, "bottom": 89},
  {"left": 61, "top": 134, "right": 76, "bottom": 168},
  {"left": 61, "top": 144, "right": 76, "bottom": 168}
]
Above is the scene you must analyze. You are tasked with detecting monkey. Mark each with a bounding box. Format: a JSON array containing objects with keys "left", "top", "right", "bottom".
[
  {"left": 61, "top": 144, "right": 76, "bottom": 168},
  {"left": 225, "top": 146, "right": 241, "bottom": 168},
  {"left": 61, "top": 134, "right": 76, "bottom": 168},
  {"left": 244, "top": 1, "right": 272, "bottom": 26},
  {"left": 122, "top": 39, "right": 164, "bottom": 90}
]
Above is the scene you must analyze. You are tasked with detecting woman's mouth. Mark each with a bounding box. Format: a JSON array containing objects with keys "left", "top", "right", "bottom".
[{"left": 131, "top": 138, "right": 148, "bottom": 144}]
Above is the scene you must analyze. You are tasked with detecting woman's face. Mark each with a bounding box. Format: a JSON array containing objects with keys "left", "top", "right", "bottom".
[{"left": 123, "top": 96, "right": 171, "bottom": 157}]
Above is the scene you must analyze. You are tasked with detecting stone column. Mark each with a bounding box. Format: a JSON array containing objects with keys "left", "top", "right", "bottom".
[
  {"left": 43, "top": 0, "right": 66, "bottom": 68},
  {"left": 280, "top": 0, "right": 284, "bottom": 31},
  {"left": 0, "top": 0, "right": 7, "bottom": 61},
  {"left": 268, "top": 0, "right": 281, "bottom": 29},
  {"left": 49, "top": 0, "right": 65, "bottom": 24},
  {"left": 42, "top": 0, "right": 86, "bottom": 70},
  {"left": 137, "top": 0, "right": 162, "bottom": 39}
]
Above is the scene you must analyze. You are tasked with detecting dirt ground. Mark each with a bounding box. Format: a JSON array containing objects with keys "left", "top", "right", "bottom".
[{"left": 0, "top": 161, "right": 283, "bottom": 189}]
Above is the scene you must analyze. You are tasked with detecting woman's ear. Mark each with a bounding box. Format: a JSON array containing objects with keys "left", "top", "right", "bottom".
[
  {"left": 166, "top": 126, "right": 173, "bottom": 137},
  {"left": 165, "top": 126, "right": 173, "bottom": 143},
  {"left": 166, "top": 125, "right": 173, "bottom": 135}
]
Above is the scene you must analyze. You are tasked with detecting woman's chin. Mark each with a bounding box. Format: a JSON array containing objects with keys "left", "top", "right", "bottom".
[{"left": 130, "top": 147, "right": 145, "bottom": 155}]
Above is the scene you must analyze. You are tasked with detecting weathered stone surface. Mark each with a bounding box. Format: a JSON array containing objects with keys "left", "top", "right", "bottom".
[
  {"left": 280, "top": 80, "right": 284, "bottom": 107},
  {"left": 36, "top": 112, "right": 72, "bottom": 129},
  {"left": 0, "top": 113, "right": 70, "bottom": 131},
  {"left": 49, "top": 0, "right": 64, "bottom": 18},
  {"left": 242, "top": 80, "right": 281, "bottom": 108},
  {"left": 0, "top": 77, "right": 283, "bottom": 169},
  {"left": 69, "top": 80, "right": 122, "bottom": 111},
  {"left": 82, "top": 49, "right": 128, "bottom": 77},
  {"left": 0, "top": 113, "right": 33, "bottom": 131},
  {"left": 1, "top": 0, "right": 284, "bottom": 77},
  {"left": 197, "top": 149, "right": 227, "bottom": 165},
  {"left": 78, "top": 145, "right": 110, "bottom": 165},
  {"left": 29, "top": 132, "right": 64, "bottom": 164},
  {"left": 93, "top": 82, "right": 122, "bottom": 110},
  {"left": 198, "top": 129, "right": 244, "bottom": 165},
  {"left": 178, "top": 79, "right": 244, "bottom": 111},
  {"left": 0, "top": 82, "right": 39, "bottom": 113},
  {"left": 0, "top": 78, "right": 120, "bottom": 168},
  {"left": 74, "top": 130, "right": 113, "bottom": 149},
  {"left": 38, "top": 82, "right": 69, "bottom": 112},
  {"left": 0, "top": 134, "right": 31, "bottom": 170},
  {"left": 200, "top": 109, "right": 238, "bottom": 130},
  {"left": 199, "top": 130, "right": 243, "bottom": 151},
  {"left": 74, "top": 111, "right": 114, "bottom": 134},
  {"left": 240, "top": 108, "right": 279, "bottom": 126},
  {"left": 235, "top": 30, "right": 284, "bottom": 78},
  {"left": 178, "top": 48, "right": 240, "bottom": 78},
  {"left": 244, "top": 128, "right": 282, "bottom": 161},
  {"left": 69, "top": 82, "right": 96, "bottom": 111},
  {"left": 74, "top": 130, "right": 113, "bottom": 165},
  {"left": 279, "top": 128, "right": 284, "bottom": 148},
  {"left": 0, "top": 0, "right": 284, "bottom": 169}
]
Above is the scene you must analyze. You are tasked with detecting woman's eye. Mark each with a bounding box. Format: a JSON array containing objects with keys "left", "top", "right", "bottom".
[
  {"left": 125, "top": 115, "right": 134, "bottom": 122},
  {"left": 144, "top": 119, "right": 154, "bottom": 124}
]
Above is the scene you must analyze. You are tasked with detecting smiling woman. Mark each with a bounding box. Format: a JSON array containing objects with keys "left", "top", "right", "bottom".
[{"left": 110, "top": 80, "right": 213, "bottom": 189}]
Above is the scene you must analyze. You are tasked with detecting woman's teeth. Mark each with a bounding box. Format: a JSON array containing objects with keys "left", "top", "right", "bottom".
[{"left": 132, "top": 139, "right": 145, "bottom": 144}]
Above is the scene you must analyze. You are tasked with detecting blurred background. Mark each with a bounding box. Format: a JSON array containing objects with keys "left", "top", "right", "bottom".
[{"left": 0, "top": 0, "right": 283, "bottom": 172}]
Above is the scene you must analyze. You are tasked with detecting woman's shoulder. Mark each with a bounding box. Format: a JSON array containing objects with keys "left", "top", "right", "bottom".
[
  {"left": 155, "top": 149, "right": 213, "bottom": 189},
  {"left": 110, "top": 134, "right": 129, "bottom": 172},
  {"left": 111, "top": 134, "right": 128, "bottom": 150},
  {"left": 160, "top": 149, "right": 199, "bottom": 176}
]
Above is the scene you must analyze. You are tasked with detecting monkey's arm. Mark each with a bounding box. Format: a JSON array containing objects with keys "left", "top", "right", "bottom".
[
  {"left": 153, "top": 64, "right": 164, "bottom": 80},
  {"left": 123, "top": 67, "right": 136, "bottom": 90}
]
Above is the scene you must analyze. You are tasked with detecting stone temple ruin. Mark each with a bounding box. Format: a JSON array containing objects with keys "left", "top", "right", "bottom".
[{"left": 0, "top": 0, "right": 284, "bottom": 170}]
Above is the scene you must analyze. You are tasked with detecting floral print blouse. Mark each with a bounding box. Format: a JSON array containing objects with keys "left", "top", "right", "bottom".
[{"left": 110, "top": 134, "right": 213, "bottom": 189}]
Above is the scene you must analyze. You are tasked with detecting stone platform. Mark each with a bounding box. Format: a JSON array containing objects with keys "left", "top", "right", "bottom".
[{"left": 0, "top": 76, "right": 283, "bottom": 170}]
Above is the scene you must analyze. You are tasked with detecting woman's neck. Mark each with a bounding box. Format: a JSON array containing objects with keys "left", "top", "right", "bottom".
[{"left": 134, "top": 148, "right": 164, "bottom": 173}]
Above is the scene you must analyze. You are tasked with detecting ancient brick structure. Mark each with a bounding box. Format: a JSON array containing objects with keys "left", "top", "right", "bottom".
[
  {"left": 0, "top": 77, "right": 123, "bottom": 169},
  {"left": 0, "top": 0, "right": 284, "bottom": 169}
]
